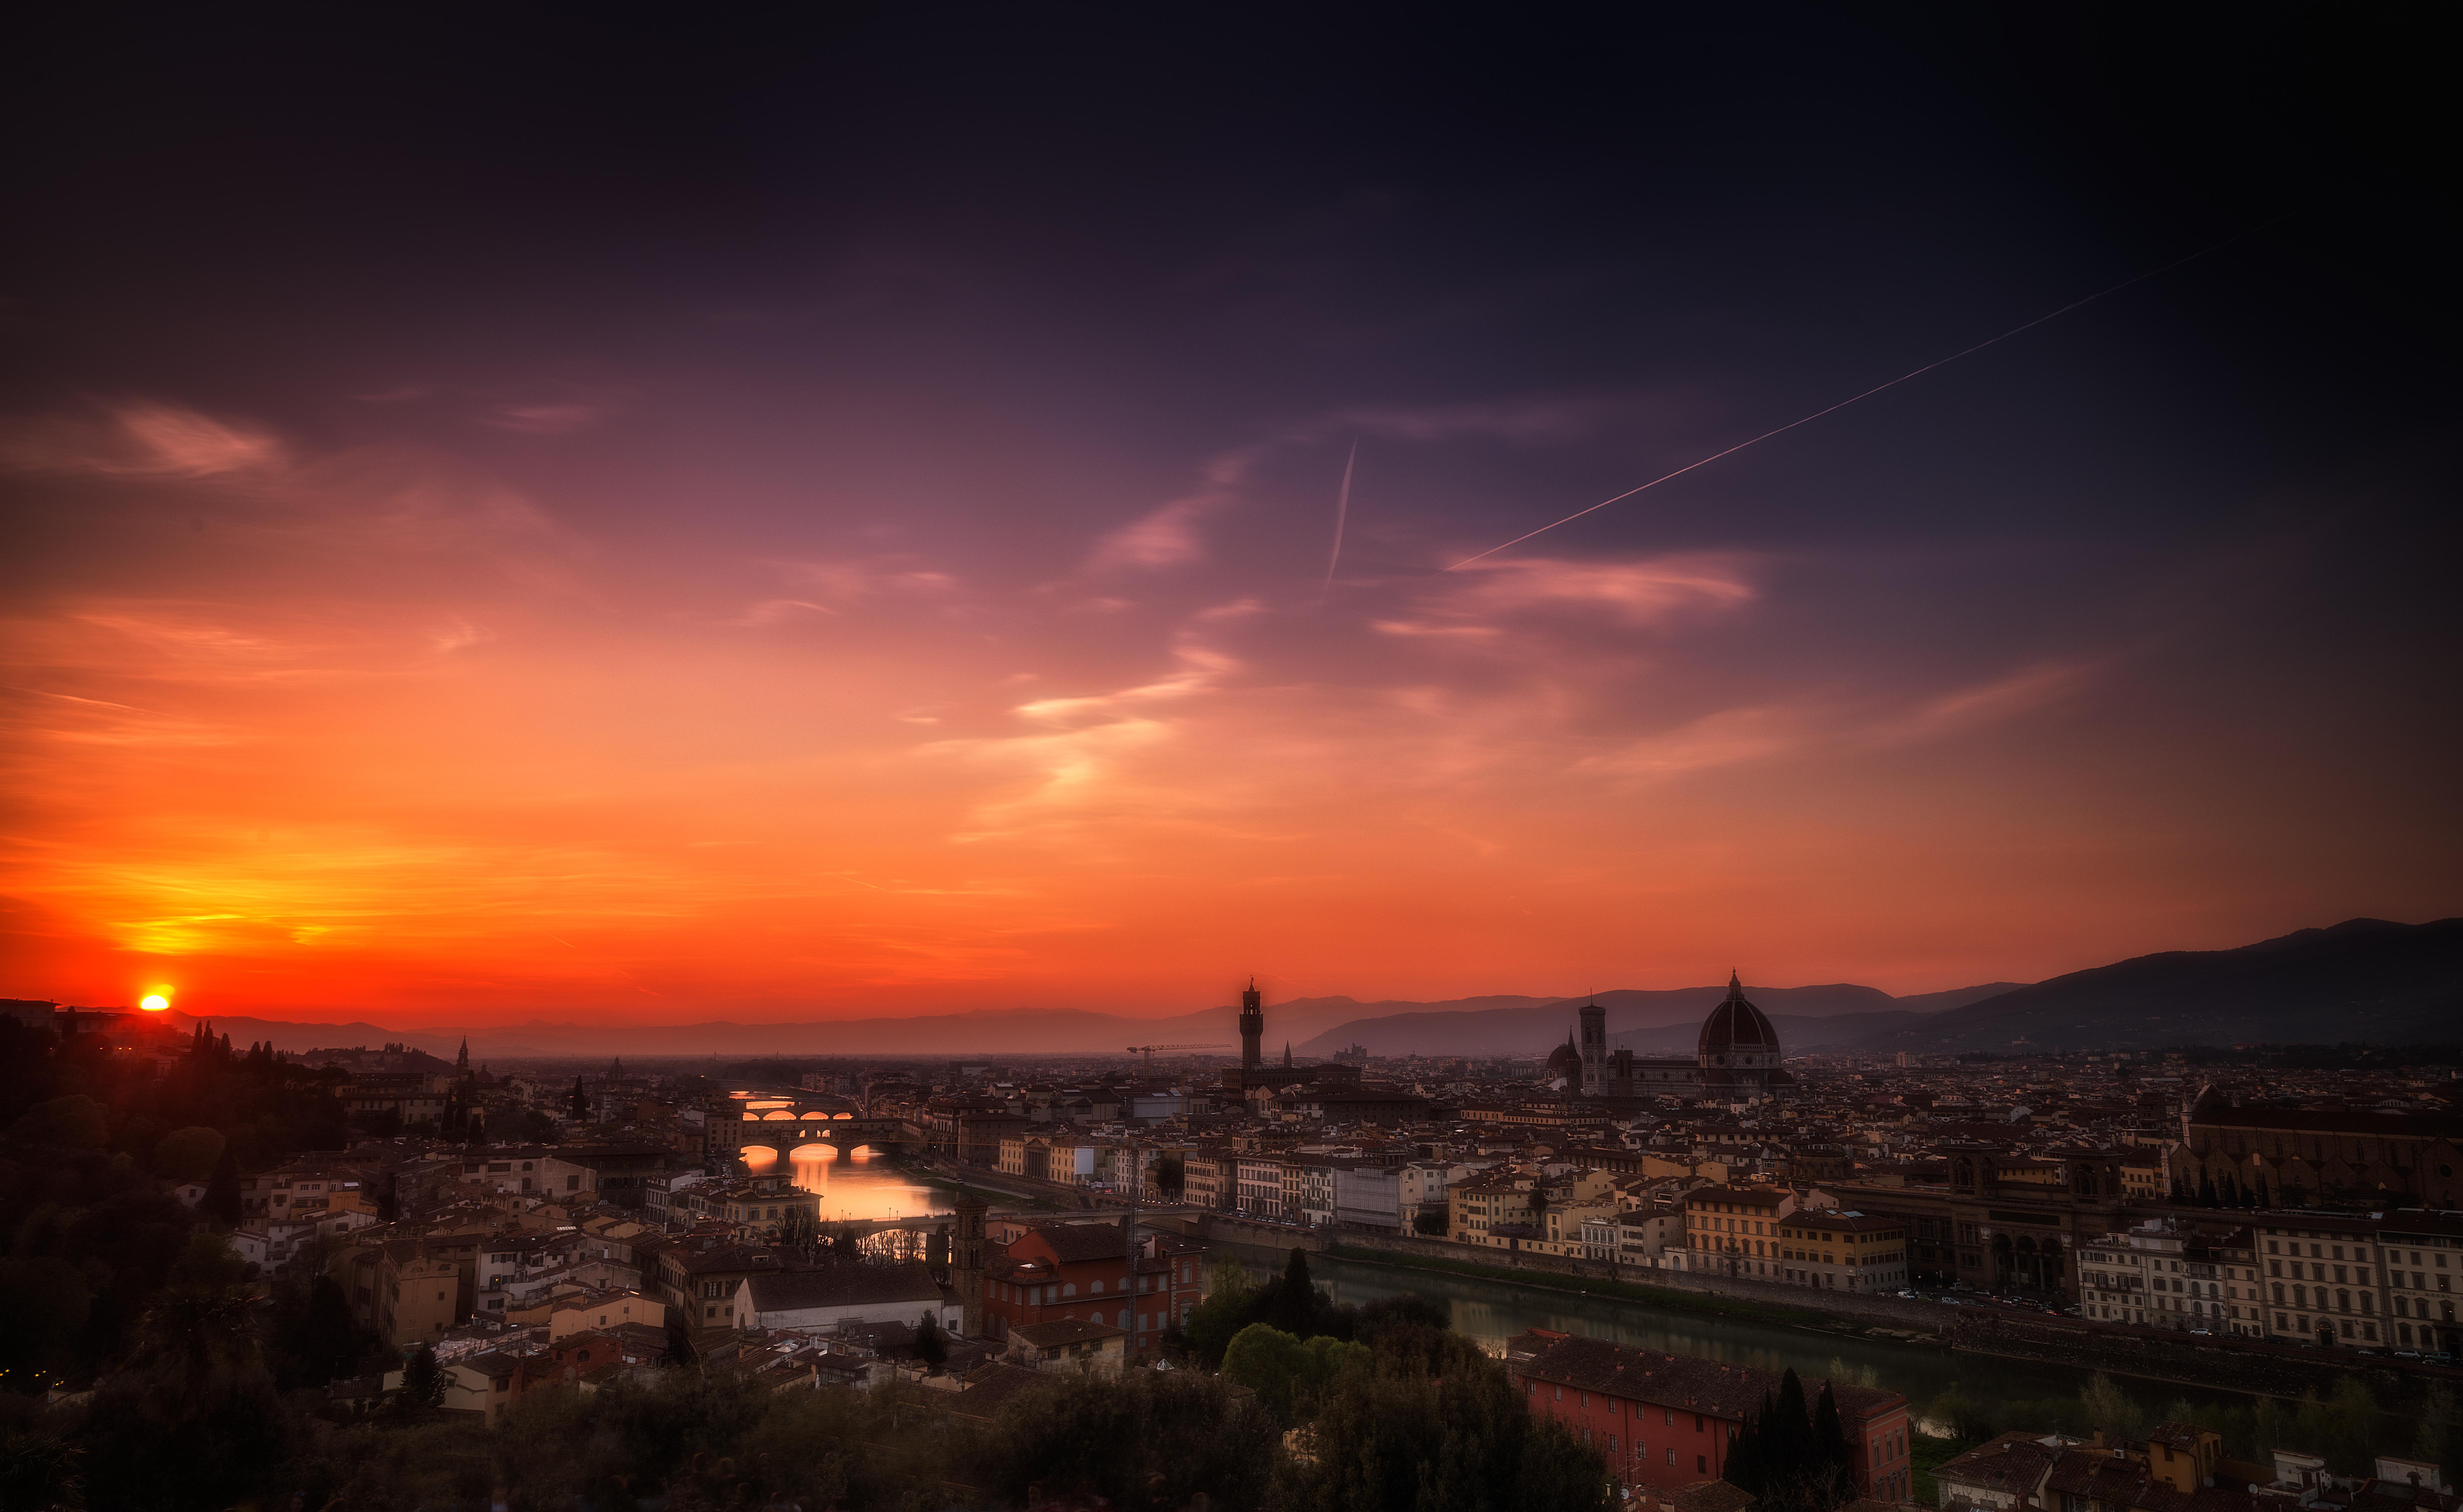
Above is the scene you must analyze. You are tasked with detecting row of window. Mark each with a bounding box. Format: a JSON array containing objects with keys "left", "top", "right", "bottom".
[{"left": 2266, "top": 1237, "right": 2455, "bottom": 1268}]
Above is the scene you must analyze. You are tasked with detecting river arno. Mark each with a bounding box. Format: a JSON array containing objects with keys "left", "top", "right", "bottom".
[
  {"left": 1215, "top": 1242, "right": 2263, "bottom": 1433},
  {"left": 739, "top": 1143, "right": 955, "bottom": 1224}
]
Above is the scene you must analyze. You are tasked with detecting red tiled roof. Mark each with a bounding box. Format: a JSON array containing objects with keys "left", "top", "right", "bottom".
[{"left": 1506, "top": 1331, "right": 1905, "bottom": 1426}]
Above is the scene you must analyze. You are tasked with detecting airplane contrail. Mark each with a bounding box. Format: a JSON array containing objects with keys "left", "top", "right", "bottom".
[
  {"left": 1442, "top": 222, "right": 2285, "bottom": 572},
  {"left": 1320, "top": 435, "right": 1358, "bottom": 604}
]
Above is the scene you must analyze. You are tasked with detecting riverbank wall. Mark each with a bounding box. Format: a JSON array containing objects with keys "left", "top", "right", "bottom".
[
  {"left": 1167, "top": 1212, "right": 1327, "bottom": 1251},
  {"left": 1326, "top": 1231, "right": 1954, "bottom": 1331},
  {"left": 1945, "top": 1313, "right": 2463, "bottom": 1407},
  {"left": 1318, "top": 1234, "right": 2463, "bottom": 1406}
]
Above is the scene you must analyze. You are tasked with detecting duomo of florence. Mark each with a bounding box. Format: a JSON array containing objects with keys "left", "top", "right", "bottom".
[{"left": 1544, "top": 972, "right": 1793, "bottom": 1100}]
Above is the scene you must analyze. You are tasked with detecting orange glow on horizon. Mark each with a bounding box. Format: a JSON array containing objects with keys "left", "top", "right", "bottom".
[{"left": 2, "top": 398, "right": 2450, "bottom": 1026}]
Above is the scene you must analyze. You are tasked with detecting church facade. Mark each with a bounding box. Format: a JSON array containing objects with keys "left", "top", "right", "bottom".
[{"left": 1548, "top": 974, "right": 1793, "bottom": 1101}]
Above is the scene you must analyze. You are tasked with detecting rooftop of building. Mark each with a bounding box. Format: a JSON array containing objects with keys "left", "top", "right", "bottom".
[{"left": 1505, "top": 1330, "right": 1906, "bottom": 1422}]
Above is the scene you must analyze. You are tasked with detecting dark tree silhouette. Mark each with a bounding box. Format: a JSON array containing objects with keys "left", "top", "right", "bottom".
[
  {"left": 201, "top": 1143, "right": 241, "bottom": 1227},
  {"left": 1726, "top": 1370, "right": 1857, "bottom": 1512},
  {"left": 914, "top": 1310, "right": 947, "bottom": 1367},
  {"left": 1270, "top": 1246, "right": 1321, "bottom": 1336},
  {"left": 397, "top": 1341, "right": 445, "bottom": 1414},
  {"left": 273, "top": 1272, "right": 371, "bottom": 1387}
]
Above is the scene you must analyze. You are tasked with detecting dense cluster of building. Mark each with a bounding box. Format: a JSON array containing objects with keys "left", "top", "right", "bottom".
[
  {"left": 11, "top": 974, "right": 2462, "bottom": 1481},
  {"left": 167, "top": 975, "right": 2463, "bottom": 1374},
  {"left": 1933, "top": 1423, "right": 2452, "bottom": 1512},
  {"left": 872, "top": 984, "right": 2462, "bottom": 1360}
]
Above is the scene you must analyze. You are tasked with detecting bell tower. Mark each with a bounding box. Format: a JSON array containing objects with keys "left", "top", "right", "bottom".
[
  {"left": 952, "top": 1190, "right": 987, "bottom": 1338},
  {"left": 1578, "top": 1000, "right": 1606, "bottom": 1096},
  {"left": 1239, "top": 979, "right": 1264, "bottom": 1071}
]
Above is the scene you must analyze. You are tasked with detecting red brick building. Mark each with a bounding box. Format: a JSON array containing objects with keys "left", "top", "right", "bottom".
[
  {"left": 1507, "top": 1330, "right": 1914, "bottom": 1502},
  {"left": 977, "top": 1221, "right": 1205, "bottom": 1361}
]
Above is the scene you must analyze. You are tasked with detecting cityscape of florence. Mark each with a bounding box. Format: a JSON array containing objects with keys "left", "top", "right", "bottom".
[{"left": 1, "top": 7, "right": 2456, "bottom": 1512}]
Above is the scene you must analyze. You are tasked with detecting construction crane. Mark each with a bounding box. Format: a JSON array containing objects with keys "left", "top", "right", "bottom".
[{"left": 1124, "top": 1042, "right": 1225, "bottom": 1077}]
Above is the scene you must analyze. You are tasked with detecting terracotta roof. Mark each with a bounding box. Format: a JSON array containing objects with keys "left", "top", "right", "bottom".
[
  {"left": 1673, "top": 1483, "right": 1757, "bottom": 1512},
  {"left": 1688, "top": 1184, "right": 1792, "bottom": 1208},
  {"left": 742, "top": 1263, "right": 944, "bottom": 1315},
  {"left": 1022, "top": 1223, "right": 1127, "bottom": 1263},
  {"left": 1933, "top": 1432, "right": 2069, "bottom": 1498},
  {"left": 1010, "top": 1318, "right": 1127, "bottom": 1348},
  {"left": 2188, "top": 1088, "right": 2463, "bottom": 1138},
  {"left": 671, "top": 1243, "right": 787, "bottom": 1275},
  {"left": 1507, "top": 1331, "right": 1904, "bottom": 1426},
  {"left": 454, "top": 1350, "right": 524, "bottom": 1380},
  {"left": 2045, "top": 1447, "right": 2190, "bottom": 1512}
]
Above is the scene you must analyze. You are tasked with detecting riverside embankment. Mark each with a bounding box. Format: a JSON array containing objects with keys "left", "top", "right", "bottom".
[{"left": 1204, "top": 1235, "right": 2461, "bottom": 1431}]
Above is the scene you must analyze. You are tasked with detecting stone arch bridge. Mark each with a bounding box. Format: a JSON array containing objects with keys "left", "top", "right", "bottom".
[
  {"left": 735, "top": 1111, "right": 916, "bottom": 1155},
  {"left": 730, "top": 1089, "right": 919, "bottom": 1155}
]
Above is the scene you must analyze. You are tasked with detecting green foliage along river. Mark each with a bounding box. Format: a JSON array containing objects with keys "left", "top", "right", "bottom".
[{"left": 1213, "top": 1243, "right": 2458, "bottom": 1477}]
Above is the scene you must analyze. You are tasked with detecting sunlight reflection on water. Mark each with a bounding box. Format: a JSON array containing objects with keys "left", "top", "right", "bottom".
[{"left": 737, "top": 1143, "right": 955, "bottom": 1224}]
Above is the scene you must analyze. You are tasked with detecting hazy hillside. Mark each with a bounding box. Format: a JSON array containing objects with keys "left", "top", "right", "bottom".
[
  {"left": 158, "top": 995, "right": 1541, "bottom": 1060},
  {"left": 1609, "top": 1008, "right": 1941, "bottom": 1056},
  {"left": 1848, "top": 918, "right": 2463, "bottom": 1052},
  {"left": 1294, "top": 982, "right": 2015, "bottom": 1058},
  {"left": 131, "top": 919, "right": 2456, "bottom": 1060}
]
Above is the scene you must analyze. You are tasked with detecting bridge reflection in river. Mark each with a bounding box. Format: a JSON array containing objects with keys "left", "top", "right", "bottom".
[{"left": 738, "top": 1143, "right": 955, "bottom": 1225}]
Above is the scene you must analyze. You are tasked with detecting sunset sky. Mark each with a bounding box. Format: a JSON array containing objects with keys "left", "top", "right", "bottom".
[{"left": 3, "top": 11, "right": 2453, "bottom": 1025}]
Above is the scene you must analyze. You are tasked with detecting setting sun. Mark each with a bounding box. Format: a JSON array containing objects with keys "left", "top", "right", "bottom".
[{"left": 139, "top": 992, "right": 169, "bottom": 1012}]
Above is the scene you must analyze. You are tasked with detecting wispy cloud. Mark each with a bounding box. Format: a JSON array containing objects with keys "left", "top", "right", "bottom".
[
  {"left": 3, "top": 401, "right": 282, "bottom": 478},
  {"left": 1431, "top": 554, "right": 1755, "bottom": 624},
  {"left": 486, "top": 402, "right": 613, "bottom": 436},
  {"left": 1580, "top": 705, "right": 1803, "bottom": 779},
  {"left": 1086, "top": 497, "right": 1214, "bottom": 572},
  {"left": 1866, "top": 660, "right": 2096, "bottom": 746},
  {"left": 780, "top": 559, "right": 959, "bottom": 600},
  {"left": 729, "top": 598, "right": 837, "bottom": 626}
]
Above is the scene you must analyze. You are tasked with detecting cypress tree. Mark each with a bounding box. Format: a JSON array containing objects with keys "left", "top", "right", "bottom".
[
  {"left": 1813, "top": 1381, "right": 1853, "bottom": 1478},
  {"left": 203, "top": 1144, "right": 242, "bottom": 1227},
  {"left": 1271, "top": 1246, "right": 1320, "bottom": 1336},
  {"left": 1772, "top": 1367, "right": 1813, "bottom": 1466},
  {"left": 289, "top": 1275, "right": 363, "bottom": 1385},
  {"left": 1283, "top": 1245, "right": 1314, "bottom": 1294},
  {"left": 398, "top": 1343, "right": 443, "bottom": 1412},
  {"left": 1726, "top": 1392, "right": 1771, "bottom": 1495}
]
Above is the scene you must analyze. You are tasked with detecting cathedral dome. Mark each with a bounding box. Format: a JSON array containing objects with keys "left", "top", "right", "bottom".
[
  {"left": 1545, "top": 1033, "right": 1583, "bottom": 1080},
  {"left": 1698, "top": 972, "right": 1779, "bottom": 1058}
]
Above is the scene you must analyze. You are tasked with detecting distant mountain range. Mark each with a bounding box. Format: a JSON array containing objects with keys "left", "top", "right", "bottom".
[
  {"left": 138, "top": 917, "right": 2460, "bottom": 1060},
  {"left": 1291, "top": 983, "right": 2021, "bottom": 1058},
  {"left": 1846, "top": 917, "right": 2463, "bottom": 1053},
  {"left": 164, "top": 998, "right": 1485, "bottom": 1062}
]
